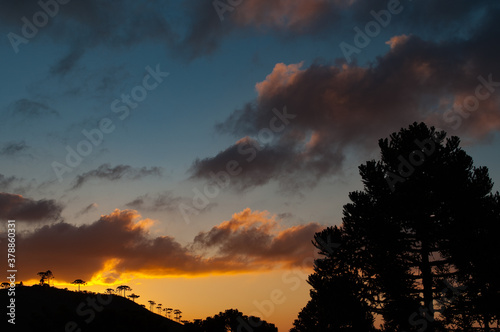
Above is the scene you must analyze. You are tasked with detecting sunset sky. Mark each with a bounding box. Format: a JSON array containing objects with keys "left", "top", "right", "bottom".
[{"left": 1, "top": 0, "right": 500, "bottom": 330}]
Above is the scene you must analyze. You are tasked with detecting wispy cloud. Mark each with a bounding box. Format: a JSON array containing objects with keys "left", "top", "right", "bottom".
[
  {"left": 75, "top": 202, "right": 99, "bottom": 217},
  {"left": 71, "top": 164, "right": 162, "bottom": 190},
  {"left": 125, "top": 191, "right": 216, "bottom": 213},
  {"left": 0, "top": 141, "right": 29, "bottom": 156},
  {"left": 9, "top": 98, "right": 59, "bottom": 118}
]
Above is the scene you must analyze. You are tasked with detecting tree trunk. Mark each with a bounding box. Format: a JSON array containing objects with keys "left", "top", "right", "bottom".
[
  {"left": 421, "top": 238, "right": 435, "bottom": 332},
  {"left": 484, "top": 314, "right": 490, "bottom": 332}
]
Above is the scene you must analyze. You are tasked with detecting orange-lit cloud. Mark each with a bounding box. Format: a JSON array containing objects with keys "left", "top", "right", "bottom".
[
  {"left": 192, "top": 27, "right": 500, "bottom": 191},
  {"left": 6, "top": 208, "right": 323, "bottom": 285},
  {"left": 193, "top": 208, "right": 323, "bottom": 269},
  {"left": 232, "top": 0, "right": 339, "bottom": 32}
]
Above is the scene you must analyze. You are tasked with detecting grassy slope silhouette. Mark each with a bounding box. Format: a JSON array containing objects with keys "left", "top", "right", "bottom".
[{"left": 0, "top": 285, "right": 185, "bottom": 332}]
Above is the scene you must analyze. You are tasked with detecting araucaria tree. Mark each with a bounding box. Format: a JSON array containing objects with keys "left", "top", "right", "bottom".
[
  {"left": 292, "top": 123, "right": 500, "bottom": 332},
  {"left": 116, "top": 285, "right": 132, "bottom": 297},
  {"left": 37, "top": 270, "right": 54, "bottom": 286},
  {"left": 128, "top": 293, "right": 140, "bottom": 302},
  {"left": 71, "top": 279, "right": 87, "bottom": 292}
]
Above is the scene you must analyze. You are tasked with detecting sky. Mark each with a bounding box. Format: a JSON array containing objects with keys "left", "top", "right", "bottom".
[{"left": 1, "top": 0, "right": 500, "bottom": 330}]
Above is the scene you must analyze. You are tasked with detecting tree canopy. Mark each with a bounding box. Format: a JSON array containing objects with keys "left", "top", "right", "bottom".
[{"left": 292, "top": 123, "right": 500, "bottom": 332}]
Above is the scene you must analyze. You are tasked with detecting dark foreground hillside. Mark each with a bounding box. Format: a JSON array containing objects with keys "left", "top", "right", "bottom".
[{"left": 1, "top": 285, "right": 185, "bottom": 332}]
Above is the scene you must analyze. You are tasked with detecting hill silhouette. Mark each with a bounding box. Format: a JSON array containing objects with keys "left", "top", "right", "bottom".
[{"left": 0, "top": 285, "right": 185, "bottom": 332}]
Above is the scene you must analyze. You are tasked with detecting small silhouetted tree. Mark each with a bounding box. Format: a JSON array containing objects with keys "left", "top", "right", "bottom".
[
  {"left": 1, "top": 282, "right": 9, "bottom": 289},
  {"left": 116, "top": 285, "right": 131, "bottom": 297},
  {"left": 184, "top": 309, "right": 277, "bottom": 331},
  {"left": 37, "top": 270, "right": 53, "bottom": 286},
  {"left": 71, "top": 279, "right": 87, "bottom": 292},
  {"left": 148, "top": 300, "right": 156, "bottom": 311},
  {"left": 174, "top": 309, "right": 182, "bottom": 322},
  {"left": 128, "top": 293, "right": 140, "bottom": 302}
]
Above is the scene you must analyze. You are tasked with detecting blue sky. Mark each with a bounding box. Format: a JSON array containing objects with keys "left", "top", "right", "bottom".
[{"left": 1, "top": 0, "right": 500, "bottom": 330}]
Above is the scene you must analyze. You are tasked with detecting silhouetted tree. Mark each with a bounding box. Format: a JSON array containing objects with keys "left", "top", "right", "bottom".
[
  {"left": 128, "top": 293, "right": 140, "bottom": 302},
  {"left": 105, "top": 288, "right": 115, "bottom": 295},
  {"left": 37, "top": 270, "right": 54, "bottom": 286},
  {"left": 71, "top": 279, "right": 87, "bottom": 292},
  {"left": 444, "top": 192, "right": 500, "bottom": 331},
  {"left": 157, "top": 303, "right": 162, "bottom": 314},
  {"left": 1, "top": 282, "right": 9, "bottom": 289},
  {"left": 184, "top": 309, "right": 277, "bottom": 331},
  {"left": 165, "top": 307, "right": 173, "bottom": 319},
  {"left": 116, "top": 285, "right": 131, "bottom": 297},
  {"left": 148, "top": 300, "right": 156, "bottom": 311},
  {"left": 291, "top": 227, "right": 376, "bottom": 332},
  {"left": 174, "top": 309, "right": 181, "bottom": 322},
  {"left": 292, "top": 123, "right": 500, "bottom": 332}
]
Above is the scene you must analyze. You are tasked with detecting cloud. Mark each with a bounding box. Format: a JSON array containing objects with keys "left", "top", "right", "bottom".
[
  {"left": 8, "top": 208, "right": 322, "bottom": 283},
  {"left": 9, "top": 98, "right": 59, "bottom": 118},
  {"left": 193, "top": 208, "right": 323, "bottom": 268},
  {"left": 0, "top": 192, "right": 63, "bottom": 222},
  {"left": 190, "top": 135, "right": 344, "bottom": 192},
  {"left": 50, "top": 47, "right": 85, "bottom": 76},
  {"left": 179, "top": 0, "right": 340, "bottom": 60},
  {"left": 190, "top": 8, "right": 500, "bottom": 191},
  {"left": 179, "top": 0, "right": 496, "bottom": 60},
  {"left": 71, "top": 164, "right": 162, "bottom": 190},
  {"left": 75, "top": 203, "right": 99, "bottom": 217},
  {"left": 125, "top": 191, "right": 216, "bottom": 213},
  {"left": 0, "top": 141, "right": 29, "bottom": 156},
  {"left": 231, "top": 0, "right": 340, "bottom": 32},
  {"left": 1, "top": 0, "right": 176, "bottom": 73},
  {"left": 1, "top": 0, "right": 496, "bottom": 65},
  {"left": 0, "top": 174, "right": 35, "bottom": 195}
]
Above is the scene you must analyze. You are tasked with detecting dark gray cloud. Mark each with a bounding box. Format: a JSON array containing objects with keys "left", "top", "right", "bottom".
[
  {"left": 0, "top": 192, "right": 63, "bottom": 222},
  {"left": 125, "top": 191, "right": 216, "bottom": 213},
  {"left": 1, "top": 0, "right": 496, "bottom": 64},
  {"left": 180, "top": 0, "right": 496, "bottom": 60},
  {"left": 191, "top": 7, "right": 500, "bottom": 191},
  {"left": 50, "top": 46, "right": 85, "bottom": 76},
  {"left": 71, "top": 164, "right": 162, "bottom": 190},
  {"left": 0, "top": 174, "right": 34, "bottom": 195},
  {"left": 75, "top": 202, "right": 98, "bottom": 217},
  {"left": 1, "top": 0, "right": 176, "bottom": 73},
  {"left": 9, "top": 98, "right": 59, "bottom": 118},
  {"left": 0, "top": 141, "right": 29, "bottom": 155}
]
